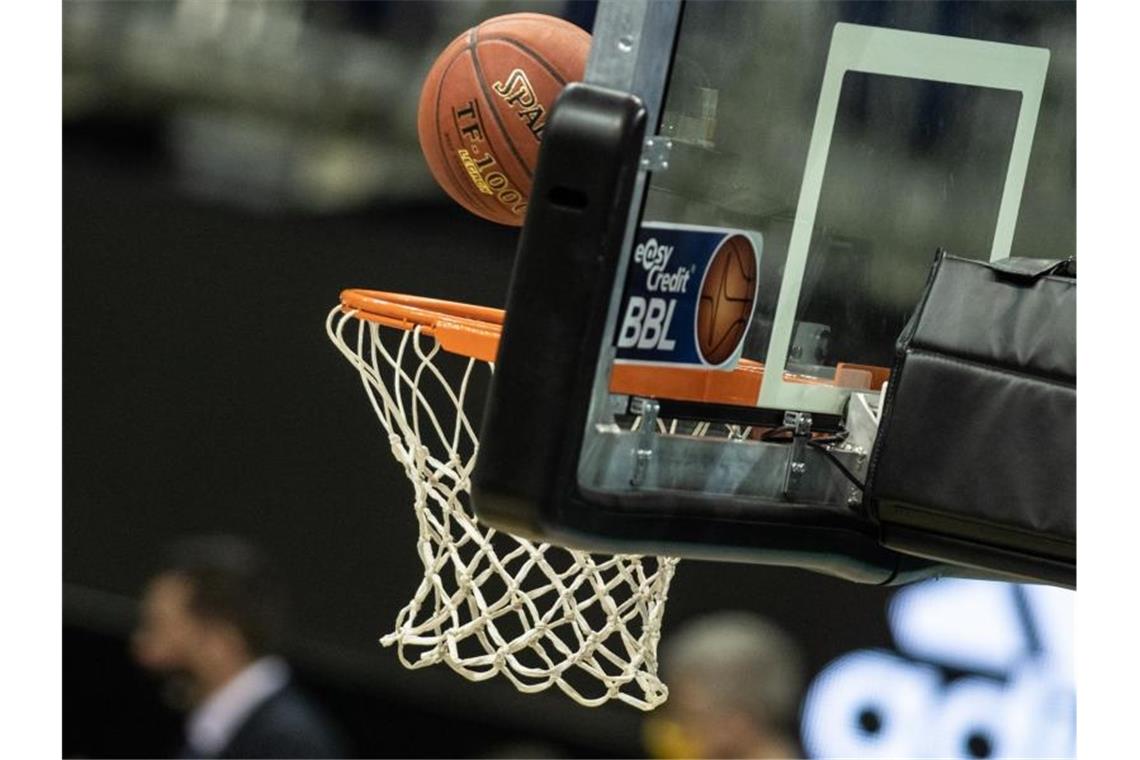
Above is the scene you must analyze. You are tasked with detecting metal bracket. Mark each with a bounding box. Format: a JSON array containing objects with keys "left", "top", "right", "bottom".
[
  {"left": 782, "top": 411, "right": 813, "bottom": 500},
  {"left": 639, "top": 136, "right": 673, "bottom": 172},
  {"left": 629, "top": 397, "right": 660, "bottom": 487},
  {"left": 601, "top": 393, "right": 631, "bottom": 426}
]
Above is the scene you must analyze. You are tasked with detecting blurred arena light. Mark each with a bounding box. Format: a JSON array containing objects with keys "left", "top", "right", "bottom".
[{"left": 801, "top": 579, "right": 1074, "bottom": 759}]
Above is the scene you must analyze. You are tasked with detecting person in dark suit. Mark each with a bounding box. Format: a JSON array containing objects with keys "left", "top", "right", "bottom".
[{"left": 132, "top": 535, "right": 347, "bottom": 759}]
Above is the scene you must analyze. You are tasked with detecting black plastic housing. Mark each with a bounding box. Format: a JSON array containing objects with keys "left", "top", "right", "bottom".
[{"left": 473, "top": 83, "right": 648, "bottom": 537}]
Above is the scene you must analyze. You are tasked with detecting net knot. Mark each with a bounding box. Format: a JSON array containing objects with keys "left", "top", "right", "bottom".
[{"left": 327, "top": 302, "right": 678, "bottom": 711}]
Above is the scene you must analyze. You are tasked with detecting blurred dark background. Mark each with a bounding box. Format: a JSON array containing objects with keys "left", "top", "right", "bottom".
[{"left": 63, "top": 2, "right": 1071, "bottom": 758}]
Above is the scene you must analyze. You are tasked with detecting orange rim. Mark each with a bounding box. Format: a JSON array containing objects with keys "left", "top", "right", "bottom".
[
  {"left": 341, "top": 289, "right": 504, "bottom": 363},
  {"left": 338, "top": 290, "right": 889, "bottom": 403}
]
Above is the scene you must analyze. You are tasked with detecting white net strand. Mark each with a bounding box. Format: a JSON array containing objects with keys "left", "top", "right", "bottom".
[
  {"left": 326, "top": 304, "right": 680, "bottom": 710},
  {"left": 630, "top": 414, "right": 753, "bottom": 441}
]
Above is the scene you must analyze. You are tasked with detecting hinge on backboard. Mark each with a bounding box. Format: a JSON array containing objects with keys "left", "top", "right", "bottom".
[
  {"left": 629, "top": 397, "right": 660, "bottom": 488},
  {"left": 782, "top": 411, "right": 813, "bottom": 500},
  {"left": 639, "top": 136, "right": 673, "bottom": 173}
]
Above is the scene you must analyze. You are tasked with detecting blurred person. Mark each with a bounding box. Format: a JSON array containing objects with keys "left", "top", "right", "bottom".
[
  {"left": 133, "top": 535, "right": 347, "bottom": 759},
  {"left": 478, "top": 740, "right": 566, "bottom": 758},
  {"left": 647, "top": 612, "right": 807, "bottom": 759}
]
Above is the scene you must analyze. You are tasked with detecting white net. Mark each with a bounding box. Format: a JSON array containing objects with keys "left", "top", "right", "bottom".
[{"left": 326, "top": 305, "right": 680, "bottom": 709}]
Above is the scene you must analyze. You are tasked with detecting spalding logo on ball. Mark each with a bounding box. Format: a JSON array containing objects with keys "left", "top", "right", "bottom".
[{"left": 418, "top": 13, "right": 591, "bottom": 226}]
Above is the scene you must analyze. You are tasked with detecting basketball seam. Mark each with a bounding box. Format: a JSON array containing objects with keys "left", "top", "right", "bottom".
[
  {"left": 468, "top": 27, "right": 535, "bottom": 183},
  {"left": 475, "top": 14, "right": 589, "bottom": 59},
  {"left": 477, "top": 34, "right": 572, "bottom": 86},
  {"left": 701, "top": 293, "right": 716, "bottom": 345},
  {"left": 712, "top": 265, "right": 726, "bottom": 351},
  {"left": 712, "top": 243, "right": 748, "bottom": 357},
  {"left": 433, "top": 48, "right": 503, "bottom": 221},
  {"left": 708, "top": 267, "right": 745, "bottom": 360}
]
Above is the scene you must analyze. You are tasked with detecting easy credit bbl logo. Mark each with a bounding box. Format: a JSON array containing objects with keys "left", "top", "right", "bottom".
[
  {"left": 615, "top": 223, "right": 762, "bottom": 368},
  {"left": 619, "top": 237, "right": 688, "bottom": 352}
]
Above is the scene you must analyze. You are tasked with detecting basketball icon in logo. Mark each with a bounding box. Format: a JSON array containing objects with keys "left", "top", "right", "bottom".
[{"left": 697, "top": 234, "right": 758, "bottom": 365}]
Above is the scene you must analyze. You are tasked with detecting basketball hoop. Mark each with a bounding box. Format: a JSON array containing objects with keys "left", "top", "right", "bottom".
[
  {"left": 327, "top": 288, "right": 890, "bottom": 708},
  {"left": 327, "top": 289, "right": 689, "bottom": 710}
]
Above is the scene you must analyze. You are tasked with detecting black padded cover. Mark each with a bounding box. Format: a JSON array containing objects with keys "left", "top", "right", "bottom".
[{"left": 865, "top": 251, "right": 1076, "bottom": 587}]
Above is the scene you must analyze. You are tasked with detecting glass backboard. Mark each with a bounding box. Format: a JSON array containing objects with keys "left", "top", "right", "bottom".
[
  {"left": 596, "top": 0, "right": 1068, "bottom": 421},
  {"left": 473, "top": 0, "right": 1075, "bottom": 581}
]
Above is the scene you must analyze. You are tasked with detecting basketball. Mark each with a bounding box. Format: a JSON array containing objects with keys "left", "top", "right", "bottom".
[
  {"left": 697, "top": 234, "right": 757, "bottom": 365},
  {"left": 416, "top": 13, "right": 591, "bottom": 226}
]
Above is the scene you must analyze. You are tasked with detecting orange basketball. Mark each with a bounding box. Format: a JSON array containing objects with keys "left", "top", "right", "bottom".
[
  {"left": 417, "top": 13, "right": 591, "bottom": 227},
  {"left": 697, "top": 235, "right": 758, "bottom": 365}
]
